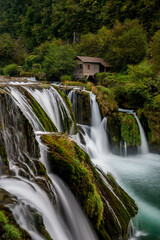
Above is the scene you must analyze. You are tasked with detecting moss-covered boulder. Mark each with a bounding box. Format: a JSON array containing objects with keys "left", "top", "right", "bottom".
[
  {"left": 107, "top": 112, "right": 141, "bottom": 155},
  {"left": 120, "top": 113, "right": 141, "bottom": 147},
  {"left": 41, "top": 133, "right": 103, "bottom": 228},
  {"left": 41, "top": 133, "right": 137, "bottom": 240}
]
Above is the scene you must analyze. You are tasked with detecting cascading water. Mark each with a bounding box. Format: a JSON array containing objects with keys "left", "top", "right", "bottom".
[
  {"left": 70, "top": 90, "right": 160, "bottom": 240},
  {"left": 0, "top": 83, "right": 98, "bottom": 240},
  {"left": 25, "top": 86, "right": 75, "bottom": 134}
]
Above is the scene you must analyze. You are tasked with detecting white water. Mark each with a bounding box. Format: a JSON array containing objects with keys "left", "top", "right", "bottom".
[
  {"left": 72, "top": 93, "right": 160, "bottom": 240},
  {"left": 8, "top": 87, "right": 45, "bottom": 131},
  {"left": 25, "top": 86, "right": 74, "bottom": 133}
]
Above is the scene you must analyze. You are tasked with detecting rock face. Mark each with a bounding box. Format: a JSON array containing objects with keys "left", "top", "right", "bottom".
[{"left": 42, "top": 133, "right": 138, "bottom": 240}]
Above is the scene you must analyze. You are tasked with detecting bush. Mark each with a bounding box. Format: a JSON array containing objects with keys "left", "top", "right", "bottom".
[
  {"left": 95, "top": 72, "right": 108, "bottom": 85},
  {"left": 4, "top": 64, "right": 19, "bottom": 77},
  {"left": 151, "top": 94, "right": 160, "bottom": 110},
  {"left": 114, "top": 82, "right": 149, "bottom": 108},
  {"left": 60, "top": 75, "right": 72, "bottom": 82}
]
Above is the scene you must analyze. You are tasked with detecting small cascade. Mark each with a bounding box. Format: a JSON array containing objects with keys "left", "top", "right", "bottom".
[
  {"left": 90, "top": 92, "right": 101, "bottom": 127},
  {"left": 25, "top": 86, "right": 75, "bottom": 134},
  {"left": 133, "top": 114, "right": 149, "bottom": 154},
  {"left": 124, "top": 141, "right": 127, "bottom": 156},
  {"left": 68, "top": 90, "right": 77, "bottom": 118},
  {"left": 8, "top": 86, "right": 45, "bottom": 131},
  {"left": 49, "top": 174, "right": 98, "bottom": 240}
]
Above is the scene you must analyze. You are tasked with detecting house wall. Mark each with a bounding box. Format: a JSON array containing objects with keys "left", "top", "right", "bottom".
[
  {"left": 83, "top": 63, "right": 99, "bottom": 76},
  {"left": 73, "top": 61, "right": 100, "bottom": 79},
  {"left": 73, "top": 60, "right": 84, "bottom": 79}
]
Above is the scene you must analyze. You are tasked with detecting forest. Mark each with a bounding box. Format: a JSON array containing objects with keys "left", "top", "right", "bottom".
[{"left": 0, "top": 0, "right": 159, "bottom": 111}]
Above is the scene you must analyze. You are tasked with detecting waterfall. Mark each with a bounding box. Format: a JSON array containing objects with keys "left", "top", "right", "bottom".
[
  {"left": 8, "top": 86, "right": 45, "bottom": 131},
  {"left": 118, "top": 108, "right": 149, "bottom": 154},
  {"left": 0, "top": 85, "right": 98, "bottom": 240},
  {"left": 90, "top": 92, "right": 101, "bottom": 127},
  {"left": 133, "top": 114, "right": 149, "bottom": 154},
  {"left": 26, "top": 86, "right": 75, "bottom": 133}
]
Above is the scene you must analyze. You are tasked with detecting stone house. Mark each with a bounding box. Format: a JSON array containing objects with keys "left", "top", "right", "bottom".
[{"left": 73, "top": 56, "right": 111, "bottom": 80}]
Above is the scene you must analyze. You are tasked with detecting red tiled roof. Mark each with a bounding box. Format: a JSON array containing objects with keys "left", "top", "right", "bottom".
[{"left": 76, "top": 56, "right": 111, "bottom": 68}]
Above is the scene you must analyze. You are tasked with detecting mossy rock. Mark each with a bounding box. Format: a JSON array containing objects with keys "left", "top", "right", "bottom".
[
  {"left": 120, "top": 113, "right": 141, "bottom": 147},
  {"left": 41, "top": 134, "right": 138, "bottom": 240},
  {"left": 41, "top": 133, "right": 103, "bottom": 228}
]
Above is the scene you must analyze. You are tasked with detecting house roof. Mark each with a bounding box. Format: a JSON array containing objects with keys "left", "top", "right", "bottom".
[{"left": 76, "top": 56, "right": 111, "bottom": 68}]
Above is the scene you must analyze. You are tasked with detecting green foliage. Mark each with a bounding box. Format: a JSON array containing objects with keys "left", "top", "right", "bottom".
[
  {"left": 0, "top": 33, "right": 26, "bottom": 66},
  {"left": 104, "top": 20, "right": 147, "bottom": 71},
  {"left": 151, "top": 94, "right": 160, "bottom": 110},
  {"left": 4, "top": 64, "right": 19, "bottom": 77},
  {"left": 43, "top": 43, "right": 76, "bottom": 80},
  {"left": 60, "top": 75, "right": 72, "bottom": 82},
  {"left": 75, "top": 33, "right": 99, "bottom": 57},
  {"left": 149, "top": 30, "right": 160, "bottom": 73},
  {"left": 24, "top": 55, "right": 40, "bottom": 71},
  {"left": 114, "top": 82, "right": 149, "bottom": 108},
  {"left": 127, "top": 61, "right": 154, "bottom": 86},
  {"left": 95, "top": 72, "right": 108, "bottom": 85}
]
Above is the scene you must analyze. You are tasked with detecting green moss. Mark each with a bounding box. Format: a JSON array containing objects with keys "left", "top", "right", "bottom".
[
  {"left": 41, "top": 134, "right": 103, "bottom": 228},
  {"left": 92, "top": 86, "right": 118, "bottom": 117},
  {"left": 120, "top": 113, "right": 141, "bottom": 147},
  {"left": 19, "top": 87, "right": 57, "bottom": 132},
  {"left": 0, "top": 207, "right": 31, "bottom": 240},
  {"left": 3, "top": 224, "right": 22, "bottom": 239},
  {"left": 0, "top": 145, "right": 8, "bottom": 165}
]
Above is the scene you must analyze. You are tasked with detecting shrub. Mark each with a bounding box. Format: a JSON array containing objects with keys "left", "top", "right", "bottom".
[
  {"left": 95, "top": 72, "right": 108, "bottom": 85},
  {"left": 151, "top": 94, "right": 160, "bottom": 110},
  {"left": 60, "top": 75, "right": 72, "bottom": 82},
  {"left": 4, "top": 64, "right": 19, "bottom": 77}
]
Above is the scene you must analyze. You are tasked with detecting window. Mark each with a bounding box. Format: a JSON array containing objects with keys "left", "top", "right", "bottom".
[
  {"left": 79, "top": 64, "right": 82, "bottom": 69},
  {"left": 87, "top": 64, "right": 90, "bottom": 70}
]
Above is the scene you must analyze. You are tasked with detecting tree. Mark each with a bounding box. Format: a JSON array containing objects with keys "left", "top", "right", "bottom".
[
  {"left": 149, "top": 30, "right": 160, "bottom": 73},
  {"left": 43, "top": 43, "right": 76, "bottom": 80},
  {"left": 105, "top": 20, "right": 147, "bottom": 71},
  {"left": 75, "top": 33, "right": 98, "bottom": 56},
  {"left": 0, "top": 33, "right": 27, "bottom": 66}
]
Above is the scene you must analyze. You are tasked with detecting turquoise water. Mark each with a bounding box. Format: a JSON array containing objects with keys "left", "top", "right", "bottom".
[{"left": 93, "top": 153, "right": 160, "bottom": 240}]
